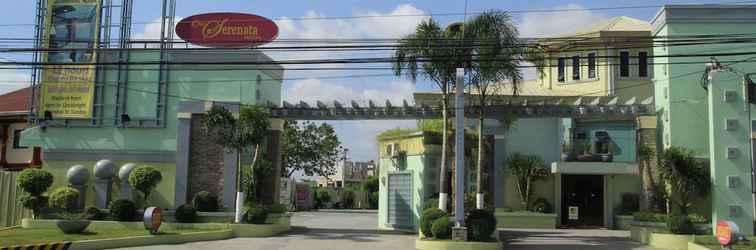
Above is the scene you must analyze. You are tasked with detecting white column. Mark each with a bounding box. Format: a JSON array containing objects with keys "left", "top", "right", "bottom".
[{"left": 454, "top": 68, "right": 465, "bottom": 227}]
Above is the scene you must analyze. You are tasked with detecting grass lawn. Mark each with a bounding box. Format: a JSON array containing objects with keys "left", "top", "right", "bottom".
[
  {"left": 0, "top": 227, "right": 216, "bottom": 247},
  {"left": 694, "top": 236, "right": 756, "bottom": 250}
]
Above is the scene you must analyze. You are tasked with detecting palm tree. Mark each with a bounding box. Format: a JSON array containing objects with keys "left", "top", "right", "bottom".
[
  {"left": 394, "top": 19, "right": 467, "bottom": 211},
  {"left": 638, "top": 144, "right": 657, "bottom": 211},
  {"left": 463, "top": 10, "right": 546, "bottom": 209},
  {"left": 203, "top": 105, "right": 270, "bottom": 223}
]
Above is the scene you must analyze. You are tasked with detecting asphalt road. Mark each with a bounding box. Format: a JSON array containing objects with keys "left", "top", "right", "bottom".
[
  {"left": 499, "top": 228, "right": 659, "bottom": 250},
  {"left": 115, "top": 211, "right": 417, "bottom": 250},
  {"left": 115, "top": 212, "right": 658, "bottom": 250}
]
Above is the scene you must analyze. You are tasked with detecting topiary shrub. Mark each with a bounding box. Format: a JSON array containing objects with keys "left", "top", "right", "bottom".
[
  {"left": 668, "top": 214, "right": 695, "bottom": 234},
  {"left": 530, "top": 198, "right": 553, "bottom": 213},
  {"left": 109, "top": 199, "right": 137, "bottom": 221},
  {"left": 430, "top": 217, "right": 452, "bottom": 239},
  {"left": 245, "top": 206, "right": 268, "bottom": 224},
  {"left": 466, "top": 209, "right": 497, "bottom": 241},
  {"left": 17, "top": 169, "right": 54, "bottom": 196},
  {"left": 420, "top": 208, "right": 447, "bottom": 238},
  {"left": 16, "top": 168, "right": 54, "bottom": 218},
  {"left": 49, "top": 187, "right": 80, "bottom": 213},
  {"left": 128, "top": 166, "right": 162, "bottom": 206},
  {"left": 84, "top": 207, "right": 107, "bottom": 221},
  {"left": 175, "top": 204, "right": 197, "bottom": 223},
  {"left": 424, "top": 198, "right": 439, "bottom": 211},
  {"left": 192, "top": 191, "right": 219, "bottom": 212}
]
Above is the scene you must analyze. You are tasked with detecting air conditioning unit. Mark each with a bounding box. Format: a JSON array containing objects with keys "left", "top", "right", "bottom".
[{"left": 386, "top": 143, "right": 399, "bottom": 157}]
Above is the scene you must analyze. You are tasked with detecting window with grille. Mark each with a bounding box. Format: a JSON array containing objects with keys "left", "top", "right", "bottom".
[
  {"left": 587, "top": 53, "right": 596, "bottom": 79},
  {"left": 572, "top": 55, "right": 580, "bottom": 80},
  {"left": 558, "top": 57, "right": 565, "bottom": 82}
]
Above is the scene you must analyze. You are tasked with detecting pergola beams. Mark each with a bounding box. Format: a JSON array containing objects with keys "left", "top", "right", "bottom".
[{"left": 267, "top": 96, "right": 653, "bottom": 120}]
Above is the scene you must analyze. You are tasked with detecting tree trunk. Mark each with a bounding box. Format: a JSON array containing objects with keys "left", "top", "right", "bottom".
[
  {"left": 438, "top": 92, "right": 450, "bottom": 211},
  {"left": 640, "top": 159, "right": 656, "bottom": 212},
  {"left": 250, "top": 144, "right": 261, "bottom": 203},
  {"left": 476, "top": 114, "right": 484, "bottom": 209},
  {"left": 234, "top": 148, "right": 244, "bottom": 223}
]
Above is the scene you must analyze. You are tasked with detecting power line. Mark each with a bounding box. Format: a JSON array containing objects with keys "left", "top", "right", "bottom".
[{"left": 3, "top": 1, "right": 755, "bottom": 28}]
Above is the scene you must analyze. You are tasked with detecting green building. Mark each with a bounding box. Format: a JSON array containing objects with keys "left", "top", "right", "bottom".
[{"left": 21, "top": 50, "right": 284, "bottom": 209}]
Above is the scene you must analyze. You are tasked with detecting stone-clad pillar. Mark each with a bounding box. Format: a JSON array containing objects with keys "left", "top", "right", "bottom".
[{"left": 261, "top": 119, "right": 284, "bottom": 205}]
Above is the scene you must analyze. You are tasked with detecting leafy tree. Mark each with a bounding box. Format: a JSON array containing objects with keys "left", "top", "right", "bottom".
[
  {"left": 16, "top": 168, "right": 54, "bottom": 218},
  {"left": 203, "top": 105, "right": 269, "bottom": 223},
  {"left": 282, "top": 120, "right": 343, "bottom": 177},
  {"left": 506, "top": 153, "right": 548, "bottom": 210},
  {"left": 128, "top": 166, "right": 162, "bottom": 206},
  {"left": 659, "top": 146, "right": 710, "bottom": 215},
  {"left": 394, "top": 19, "right": 470, "bottom": 210},
  {"left": 362, "top": 176, "right": 379, "bottom": 209}
]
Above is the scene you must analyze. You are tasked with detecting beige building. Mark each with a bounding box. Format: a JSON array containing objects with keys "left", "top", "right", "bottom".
[{"left": 318, "top": 160, "right": 375, "bottom": 188}]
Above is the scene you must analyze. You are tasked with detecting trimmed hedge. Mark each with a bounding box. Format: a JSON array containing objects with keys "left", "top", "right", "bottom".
[
  {"left": 466, "top": 209, "right": 497, "bottom": 241},
  {"left": 175, "top": 204, "right": 198, "bottom": 223},
  {"left": 245, "top": 206, "right": 268, "bottom": 224},
  {"left": 110, "top": 199, "right": 137, "bottom": 221},
  {"left": 192, "top": 191, "right": 220, "bottom": 212},
  {"left": 668, "top": 215, "right": 695, "bottom": 234},
  {"left": 49, "top": 187, "right": 80, "bottom": 213},
  {"left": 431, "top": 217, "right": 452, "bottom": 239},
  {"left": 85, "top": 207, "right": 107, "bottom": 221},
  {"left": 420, "top": 208, "right": 447, "bottom": 238}
]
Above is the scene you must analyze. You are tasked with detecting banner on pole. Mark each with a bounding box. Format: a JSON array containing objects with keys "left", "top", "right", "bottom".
[{"left": 39, "top": 0, "right": 101, "bottom": 118}]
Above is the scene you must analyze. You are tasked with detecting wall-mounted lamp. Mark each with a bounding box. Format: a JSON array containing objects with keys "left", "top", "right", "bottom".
[{"left": 120, "top": 113, "right": 131, "bottom": 127}]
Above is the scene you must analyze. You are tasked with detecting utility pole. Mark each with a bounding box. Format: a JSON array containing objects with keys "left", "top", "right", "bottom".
[{"left": 454, "top": 68, "right": 466, "bottom": 230}]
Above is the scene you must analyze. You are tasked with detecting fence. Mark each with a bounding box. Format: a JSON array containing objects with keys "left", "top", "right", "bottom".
[{"left": 0, "top": 171, "right": 30, "bottom": 227}]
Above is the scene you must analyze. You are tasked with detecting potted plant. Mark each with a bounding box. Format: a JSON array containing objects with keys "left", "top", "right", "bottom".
[
  {"left": 561, "top": 144, "right": 575, "bottom": 162},
  {"left": 599, "top": 143, "right": 614, "bottom": 162},
  {"left": 576, "top": 143, "right": 593, "bottom": 162},
  {"left": 49, "top": 187, "right": 90, "bottom": 234}
]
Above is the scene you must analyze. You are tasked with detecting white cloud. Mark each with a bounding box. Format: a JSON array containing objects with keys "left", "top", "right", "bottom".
[
  {"left": 518, "top": 4, "right": 606, "bottom": 38},
  {"left": 0, "top": 60, "right": 31, "bottom": 94},
  {"left": 132, "top": 17, "right": 184, "bottom": 47}
]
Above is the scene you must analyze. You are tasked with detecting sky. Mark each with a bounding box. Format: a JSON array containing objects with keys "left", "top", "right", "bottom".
[{"left": 0, "top": 0, "right": 738, "bottom": 166}]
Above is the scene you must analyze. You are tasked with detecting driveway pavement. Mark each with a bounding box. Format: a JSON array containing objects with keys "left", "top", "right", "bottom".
[
  {"left": 115, "top": 211, "right": 417, "bottom": 250},
  {"left": 499, "top": 228, "right": 659, "bottom": 250}
]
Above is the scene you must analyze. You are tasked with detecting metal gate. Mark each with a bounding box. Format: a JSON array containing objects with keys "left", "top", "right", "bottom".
[{"left": 387, "top": 173, "right": 412, "bottom": 228}]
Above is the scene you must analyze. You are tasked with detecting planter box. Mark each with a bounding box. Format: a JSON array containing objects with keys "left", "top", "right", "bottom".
[
  {"left": 687, "top": 242, "right": 712, "bottom": 250},
  {"left": 629, "top": 220, "right": 711, "bottom": 244},
  {"left": 614, "top": 215, "right": 634, "bottom": 230},
  {"left": 494, "top": 211, "right": 557, "bottom": 229},
  {"left": 649, "top": 233, "right": 694, "bottom": 250},
  {"left": 629, "top": 221, "right": 667, "bottom": 244},
  {"left": 22, "top": 219, "right": 230, "bottom": 231},
  {"left": 415, "top": 239, "right": 502, "bottom": 250}
]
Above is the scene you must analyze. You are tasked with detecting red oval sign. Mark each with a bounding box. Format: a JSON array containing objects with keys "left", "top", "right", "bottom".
[{"left": 176, "top": 12, "right": 279, "bottom": 48}]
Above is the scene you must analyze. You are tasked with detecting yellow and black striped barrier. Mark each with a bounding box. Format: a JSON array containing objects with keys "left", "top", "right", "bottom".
[{"left": 1, "top": 242, "right": 72, "bottom": 250}]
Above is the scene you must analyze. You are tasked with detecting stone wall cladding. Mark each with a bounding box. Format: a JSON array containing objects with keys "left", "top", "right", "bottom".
[{"left": 188, "top": 115, "right": 226, "bottom": 204}]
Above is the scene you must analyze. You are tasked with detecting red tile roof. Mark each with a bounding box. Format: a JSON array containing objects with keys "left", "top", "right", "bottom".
[{"left": 0, "top": 87, "right": 31, "bottom": 114}]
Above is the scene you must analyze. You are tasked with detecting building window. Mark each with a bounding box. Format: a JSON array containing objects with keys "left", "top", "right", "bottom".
[
  {"left": 619, "top": 51, "right": 630, "bottom": 77},
  {"left": 256, "top": 89, "right": 261, "bottom": 101},
  {"left": 558, "top": 57, "right": 565, "bottom": 82},
  {"left": 12, "top": 129, "right": 26, "bottom": 149},
  {"left": 572, "top": 55, "right": 580, "bottom": 80},
  {"left": 256, "top": 75, "right": 261, "bottom": 85},
  {"left": 638, "top": 52, "right": 648, "bottom": 77},
  {"left": 587, "top": 53, "right": 596, "bottom": 79}
]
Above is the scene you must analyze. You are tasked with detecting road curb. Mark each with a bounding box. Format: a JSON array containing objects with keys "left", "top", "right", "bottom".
[{"left": 312, "top": 209, "right": 378, "bottom": 214}]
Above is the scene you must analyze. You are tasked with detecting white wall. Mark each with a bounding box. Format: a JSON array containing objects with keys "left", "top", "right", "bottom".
[{"left": 5, "top": 122, "right": 33, "bottom": 164}]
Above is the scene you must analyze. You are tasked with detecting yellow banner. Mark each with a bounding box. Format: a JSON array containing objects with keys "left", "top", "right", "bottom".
[{"left": 39, "top": 0, "right": 101, "bottom": 118}]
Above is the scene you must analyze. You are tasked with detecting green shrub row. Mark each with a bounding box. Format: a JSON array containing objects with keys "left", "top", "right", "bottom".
[{"left": 633, "top": 212, "right": 709, "bottom": 224}]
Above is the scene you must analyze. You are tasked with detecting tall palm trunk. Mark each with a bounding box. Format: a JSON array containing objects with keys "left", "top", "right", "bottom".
[
  {"left": 641, "top": 158, "right": 656, "bottom": 211},
  {"left": 475, "top": 113, "right": 484, "bottom": 209},
  {"left": 438, "top": 92, "right": 450, "bottom": 211},
  {"left": 234, "top": 148, "right": 244, "bottom": 223}
]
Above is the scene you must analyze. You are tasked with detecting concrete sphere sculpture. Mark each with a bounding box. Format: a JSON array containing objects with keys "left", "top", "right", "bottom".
[
  {"left": 118, "top": 163, "right": 137, "bottom": 181},
  {"left": 94, "top": 159, "right": 116, "bottom": 179},
  {"left": 66, "top": 165, "right": 90, "bottom": 186}
]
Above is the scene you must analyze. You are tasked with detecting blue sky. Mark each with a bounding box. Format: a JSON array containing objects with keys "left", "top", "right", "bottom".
[{"left": 0, "top": 0, "right": 738, "bottom": 168}]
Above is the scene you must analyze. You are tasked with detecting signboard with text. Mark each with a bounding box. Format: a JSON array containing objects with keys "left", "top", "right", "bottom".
[
  {"left": 175, "top": 12, "right": 279, "bottom": 48},
  {"left": 39, "top": 0, "right": 101, "bottom": 118}
]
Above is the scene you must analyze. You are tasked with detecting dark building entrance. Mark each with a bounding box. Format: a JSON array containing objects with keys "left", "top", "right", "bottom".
[{"left": 561, "top": 175, "right": 604, "bottom": 227}]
